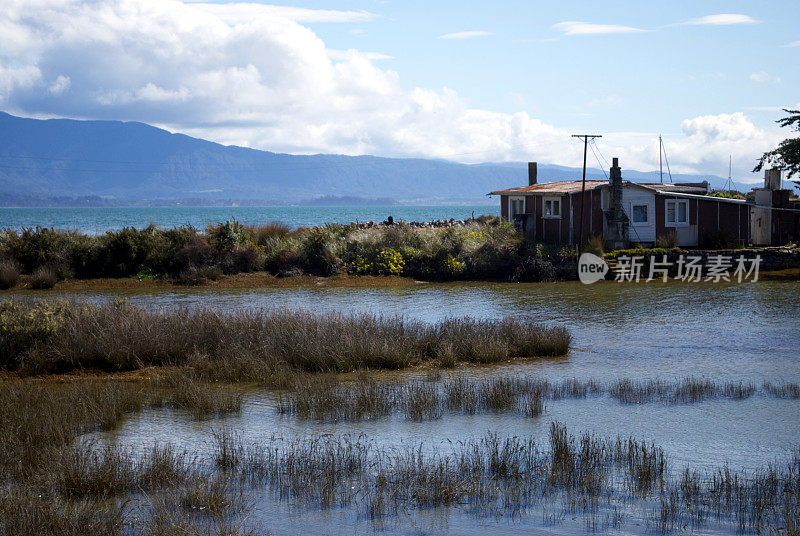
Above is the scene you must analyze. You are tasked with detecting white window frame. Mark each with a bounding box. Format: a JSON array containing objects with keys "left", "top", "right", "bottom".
[
  {"left": 508, "top": 196, "right": 525, "bottom": 220},
  {"left": 630, "top": 203, "right": 650, "bottom": 225},
  {"left": 542, "top": 196, "right": 562, "bottom": 219},
  {"left": 665, "top": 199, "right": 689, "bottom": 227}
]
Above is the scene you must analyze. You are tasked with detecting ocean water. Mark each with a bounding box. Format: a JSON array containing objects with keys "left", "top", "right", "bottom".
[{"left": 0, "top": 205, "right": 498, "bottom": 233}]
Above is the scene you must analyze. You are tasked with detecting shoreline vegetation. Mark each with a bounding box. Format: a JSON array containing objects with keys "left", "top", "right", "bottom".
[
  {"left": 0, "top": 218, "right": 578, "bottom": 289},
  {"left": 1, "top": 219, "right": 798, "bottom": 291}
]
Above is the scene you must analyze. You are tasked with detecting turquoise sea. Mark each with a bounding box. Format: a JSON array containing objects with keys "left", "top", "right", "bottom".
[{"left": 0, "top": 205, "right": 498, "bottom": 234}]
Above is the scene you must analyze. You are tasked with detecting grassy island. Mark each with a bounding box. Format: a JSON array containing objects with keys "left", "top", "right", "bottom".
[{"left": 0, "top": 218, "right": 578, "bottom": 289}]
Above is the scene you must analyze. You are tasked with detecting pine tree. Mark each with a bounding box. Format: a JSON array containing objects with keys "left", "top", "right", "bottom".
[{"left": 754, "top": 109, "right": 800, "bottom": 188}]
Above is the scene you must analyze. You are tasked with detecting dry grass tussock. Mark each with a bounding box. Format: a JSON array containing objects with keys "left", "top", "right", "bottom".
[{"left": 0, "top": 299, "right": 571, "bottom": 377}]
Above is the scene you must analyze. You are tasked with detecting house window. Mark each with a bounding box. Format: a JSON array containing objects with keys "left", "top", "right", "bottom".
[
  {"left": 509, "top": 197, "right": 525, "bottom": 219},
  {"left": 632, "top": 204, "right": 648, "bottom": 223},
  {"left": 543, "top": 197, "right": 561, "bottom": 218},
  {"left": 666, "top": 199, "right": 689, "bottom": 226}
]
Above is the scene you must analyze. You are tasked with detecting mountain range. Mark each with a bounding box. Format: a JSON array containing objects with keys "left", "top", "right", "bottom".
[{"left": 0, "top": 112, "right": 745, "bottom": 206}]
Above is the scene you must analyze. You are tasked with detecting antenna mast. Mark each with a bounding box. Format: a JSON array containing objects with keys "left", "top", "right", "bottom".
[{"left": 659, "top": 135, "right": 663, "bottom": 184}]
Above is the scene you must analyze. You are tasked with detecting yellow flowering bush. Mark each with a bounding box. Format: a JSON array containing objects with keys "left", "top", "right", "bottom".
[{"left": 347, "top": 247, "right": 406, "bottom": 276}]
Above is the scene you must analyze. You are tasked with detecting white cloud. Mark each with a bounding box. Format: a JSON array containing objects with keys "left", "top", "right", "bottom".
[
  {"left": 328, "top": 49, "right": 393, "bottom": 61},
  {"left": 611, "top": 112, "right": 779, "bottom": 179},
  {"left": 0, "top": 0, "right": 782, "bottom": 179},
  {"left": 587, "top": 95, "right": 622, "bottom": 108},
  {"left": 749, "top": 71, "right": 781, "bottom": 83},
  {"left": 553, "top": 21, "right": 645, "bottom": 36},
  {"left": 191, "top": 3, "right": 378, "bottom": 23},
  {"left": 47, "top": 74, "right": 70, "bottom": 94},
  {"left": 678, "top": 14, "right": 758, "bottom": 26},
  {"left": 782, "top": 40, "right": 800, "bottom": 47},
  {"left": 439, "top": 30, "right": 492, "bottom": 40}
]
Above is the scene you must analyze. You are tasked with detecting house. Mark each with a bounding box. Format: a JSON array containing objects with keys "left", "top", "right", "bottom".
[{"left": 489, "top": 158, "right": 797, "bottom": 248}]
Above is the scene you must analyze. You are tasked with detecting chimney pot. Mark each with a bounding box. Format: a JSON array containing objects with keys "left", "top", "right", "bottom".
[
  {"left": 612, "top": 157, "right": 619, "bottom": 167},
  {"left": 765, "top": 168, "right": 781, "bottom": 190},
  {"left": 528, "top": 162, "right": 537, "bottom": 185}
]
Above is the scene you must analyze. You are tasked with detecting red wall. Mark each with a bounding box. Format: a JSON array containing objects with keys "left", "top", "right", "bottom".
[
  {"left": 569, "top": 189, "right": 603, "bottom": 244},
  {"left": 696, "top": 198, "right": 749, "bottom": 246}
]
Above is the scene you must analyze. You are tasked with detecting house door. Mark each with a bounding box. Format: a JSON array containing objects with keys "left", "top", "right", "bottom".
[{"left": 509, "top": 196, "right": 527, "bottom": 231}]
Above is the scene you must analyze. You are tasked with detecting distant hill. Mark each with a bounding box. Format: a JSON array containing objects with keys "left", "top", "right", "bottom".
[{"left": 0, "top": 112, "right": 742, "bottom": 206}]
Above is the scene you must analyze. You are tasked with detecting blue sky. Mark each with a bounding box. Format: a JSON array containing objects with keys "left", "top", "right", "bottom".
[
  {"left": 287, "top": 0, "right": 797, "bottom": 133},
  {"left": 1, "top": 0, "right": 797, "bottom": 182}
]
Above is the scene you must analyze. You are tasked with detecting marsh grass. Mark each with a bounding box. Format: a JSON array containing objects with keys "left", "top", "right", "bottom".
[
  {"left": 403, "top": 381, "right": 442, "bottom": 421},
  {"left": 279, "top": 375, "right": 394, "bottom": 421},
  {"left": 151, "top": 372, "right": 244, "bottom": 419},
  {"left": 0, "top": 300, "right": 571, "bottom": 376},
  {"left": 0, "top": 371, "right": 797, "bottom": 535},
  {"left": 278, "top": 375, "right": 785, "bottom": 422},
  {"left": 279, "top": 376, "right": 594, "bottom": 422},
  {"left": 764, "top": 381, "right": 800, "bottom": 399},
  {"left": 611, "top": 378, "right": 761, "bottom": 405}
]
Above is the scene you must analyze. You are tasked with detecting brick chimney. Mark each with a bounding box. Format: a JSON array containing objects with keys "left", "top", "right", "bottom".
[
  {"left": 528, "top": 162, "right": 537, "bottom": 186},
  {"left": 604, "top": 157, "right": 629, "bottom": 249},
  {"left": 609, "top": 157, "right": 622, "bottom": 214},
  {"left": 765, "top": 168, "right": 781, "bottom": 190}
]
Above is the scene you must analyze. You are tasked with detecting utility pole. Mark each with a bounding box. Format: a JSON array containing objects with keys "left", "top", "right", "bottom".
[
  {"left": 659, "top": 135, "right": 663, "bottom": 184},
  {"left": 571, "top": 133, "right": 602, "bottom": 254}
]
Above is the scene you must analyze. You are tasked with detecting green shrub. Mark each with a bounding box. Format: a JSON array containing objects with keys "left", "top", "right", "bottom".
[
  {"left": 99, "top": 226, "right": 158, "bottom": 277},
  {"left": 206, "top": 220, "right": 251, "bottom": 252},
  {"left": 0, "top": 300, "right": 73, "bottom": 361},
  {"left": 0, "top": 227, "right": 75, "bottom": 272},
  {"left": 301, "top": 227, "right": 338, "bottom": 275},
  {"left": 145, "top": 226, "right": 202, "bottom": 276}
]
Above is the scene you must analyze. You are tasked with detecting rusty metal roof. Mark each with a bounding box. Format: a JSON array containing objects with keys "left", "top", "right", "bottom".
[
  {"left": 488, "top": 180, "right": 708, "bottom": 196},
  {"left": 488, "top": 180, "right": 608, "bottom": 195}
]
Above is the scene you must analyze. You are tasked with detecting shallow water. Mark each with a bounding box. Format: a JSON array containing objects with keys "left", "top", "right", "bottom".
[
  {"left": 0, "top": 205, "right": 497, "bottom": 233},
  {"left": 33, "top": 280, "right": 800, "bottom": 534},
  {"left": 29, "top": 279, "right": 800, "bottom": 385}
]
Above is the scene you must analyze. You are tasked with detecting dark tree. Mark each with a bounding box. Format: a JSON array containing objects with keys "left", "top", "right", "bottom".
[{"left": 754, "top": 109, "right": 800, "bottom": 187}]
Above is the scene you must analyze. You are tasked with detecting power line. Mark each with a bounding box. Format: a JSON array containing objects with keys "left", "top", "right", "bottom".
[
  {"left": 571, "top": 133, "right": 602, "bottom": 253},
  {"left": 588, "top": 140, "right": 609, "bottom": 180}
]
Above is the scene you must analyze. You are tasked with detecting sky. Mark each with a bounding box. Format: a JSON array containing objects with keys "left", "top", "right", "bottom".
[{"left": 0, "top": 0, "right": 798, "bottom": 183}]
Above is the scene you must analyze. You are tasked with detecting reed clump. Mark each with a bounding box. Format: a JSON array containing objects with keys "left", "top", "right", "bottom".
[
  {"left": 611, "top": 377, "right": 759, "bottom": 404},
  {"left": 0, "top": 258, "right": 20, "bottom": 289},
  {"left": 278, "top": 375, "right": 395, "bottom": 421},
  {"left": 0, "top": 299, "right": 571, "bottom": 376},
  {"left": 151, "top": 372, "right": 244, "bottom": 419},
  {"left": 764, "top": 381, "right": 800, "bottom": 399},
  {"left": 29, "top": 265, "right": 58, "bottom": 289}
]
